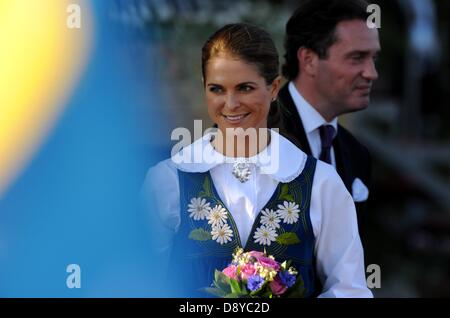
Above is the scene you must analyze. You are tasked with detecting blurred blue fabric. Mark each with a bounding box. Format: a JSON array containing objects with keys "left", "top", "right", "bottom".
[{"left": 0, "top": 1, "right": 167, "bottom": 297}]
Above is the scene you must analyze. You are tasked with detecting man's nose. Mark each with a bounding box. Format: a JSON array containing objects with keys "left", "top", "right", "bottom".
[{"left": 362, "top": 59, "right": 378, "bottom": 81}]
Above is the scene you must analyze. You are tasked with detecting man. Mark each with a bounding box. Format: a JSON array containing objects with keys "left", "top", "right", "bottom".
[{"left": 277, "top": 0, "right": 381, "bottom": 240}]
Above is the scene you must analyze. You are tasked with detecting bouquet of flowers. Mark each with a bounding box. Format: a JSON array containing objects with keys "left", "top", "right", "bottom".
[{"left": 206, "top": 248, "right": 305, "bottom": 298}]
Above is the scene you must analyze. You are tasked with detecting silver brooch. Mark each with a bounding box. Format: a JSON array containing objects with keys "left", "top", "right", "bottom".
[{"left": 232, "top": 160, "right": 251, "bottom": 183}]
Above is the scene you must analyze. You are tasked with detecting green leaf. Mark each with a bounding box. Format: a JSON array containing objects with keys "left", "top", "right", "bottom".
[
  {"left": 285, "top": 260, "right": 293, "bottom": 269},
  {"left": 214, "top": 269, "right": 227, "bottom": 282},
  {"left": 214, "top": 270, "right": 231, "bottom": 292},
  {"left": 188, "top": 228, "right": 211, "bottom": 241},
  {"left": 279, "top": 185, "right": 296, "bottom": 202},
  {"left": 204, "top": 287, "right": 227, "bottom": 298},
  {"left": 280, "top": 184, "right": 289, "bottom": 197},
  {"left": 249, "top": 281, "right": 269, "bottom": 297},
  {"left": 276, "top": 232, "right": 301, "bottom": 245},
  {"left": 285, "top": 275, "right": 306, "bottom": 298},
  {"left": 240, "top": 280, "right": 248, "bottom": 294},
  {"left": 224, "top": 292, "right": 246, "bottom": 298},
  {"left": 203, "top": 176, "right": 212, "bottom": 196},
  {"left": 258, "top": 285, "right": 273, "bottom": 298},
  {"left": 281, "top": 194, "right": 295, "bottom": 202},
  {"left": 236, "top": 266, "right": 241, "bottom": 278},
  {"left": 229, "top": 278, "right": 242, "bottom": 294}
]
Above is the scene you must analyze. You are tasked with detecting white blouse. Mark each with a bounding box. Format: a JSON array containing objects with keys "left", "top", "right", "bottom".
[{"left": 141, "top": 130, "right": 372, "bottom": 298}]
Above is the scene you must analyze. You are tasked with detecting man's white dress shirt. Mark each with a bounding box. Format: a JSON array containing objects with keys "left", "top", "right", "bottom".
[
  {"left": 288, "top": 82, "right": 369, "bottom": 202},
  {"left": 288, "top": 82, "right": 338, "bottom": 167}
]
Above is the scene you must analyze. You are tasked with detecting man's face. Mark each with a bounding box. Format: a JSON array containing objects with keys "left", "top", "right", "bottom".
[{"left": 315, "top": 19, "right": 380, "bottom": 118}]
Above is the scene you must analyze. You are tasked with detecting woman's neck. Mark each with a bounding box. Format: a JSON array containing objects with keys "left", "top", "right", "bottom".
[{"left": 211, "top": 128, "right": 271, "bottom": 158}]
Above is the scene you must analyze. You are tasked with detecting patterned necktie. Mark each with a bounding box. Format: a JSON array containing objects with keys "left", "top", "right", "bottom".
[{"left": 319, "top": 125, "right": 335, "bottom": 164}]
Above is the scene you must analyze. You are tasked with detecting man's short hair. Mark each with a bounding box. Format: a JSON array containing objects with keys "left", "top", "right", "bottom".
[{"left": 282, "top": 0, "right": 370, "bottom": 81}]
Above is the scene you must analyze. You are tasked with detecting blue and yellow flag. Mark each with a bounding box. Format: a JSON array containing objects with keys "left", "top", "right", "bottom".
[{"left": 0, "top": 0, "right": 166, "bottom": 297}]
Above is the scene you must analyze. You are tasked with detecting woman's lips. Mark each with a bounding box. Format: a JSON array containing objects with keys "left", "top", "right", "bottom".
[{"left": 222, "top": 113, "right": 250, "bottom": 124}]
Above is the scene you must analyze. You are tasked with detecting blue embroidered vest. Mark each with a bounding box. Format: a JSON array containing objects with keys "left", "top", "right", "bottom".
[{"left": 169, "top": 156, "right": 317, "bottom": 297}]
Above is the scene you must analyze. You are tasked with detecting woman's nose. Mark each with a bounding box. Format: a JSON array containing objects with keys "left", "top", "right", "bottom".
[{"left": 225, "top": 93, "right": 240, "bottom": 110}]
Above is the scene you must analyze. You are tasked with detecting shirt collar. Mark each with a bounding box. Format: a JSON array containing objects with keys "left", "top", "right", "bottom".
[
  {"left": 172, "top": 129, "right": 307, "bottom": 183},
  {"left": 288, "top": 82, "right": 338, "bottom": 136}
]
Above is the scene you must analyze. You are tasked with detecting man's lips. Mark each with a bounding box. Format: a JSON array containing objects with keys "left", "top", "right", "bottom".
[{"left": 354, "top": 85, "right": 372, "bottom": 95}]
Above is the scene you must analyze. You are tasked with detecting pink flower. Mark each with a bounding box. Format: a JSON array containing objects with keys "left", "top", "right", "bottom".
[
  {"left": 269, "top": 276, "right": 288, "bottom": 295},
  {"left": 248, "top": 251, "right": 265, "bottom": 259},
  {"left": 258, "top": 257, "right": 280, "bottom": 271},
  {"left": 222, "top": 265, "right": 237, "bottom": 280},
  {"left": 240, "top": 264, "right": 257, "bottom": 280}
]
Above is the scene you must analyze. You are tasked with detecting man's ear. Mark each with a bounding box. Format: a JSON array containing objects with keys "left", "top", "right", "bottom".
[{"left": 297, "top": 47, "right": 318, "bottom": 77}]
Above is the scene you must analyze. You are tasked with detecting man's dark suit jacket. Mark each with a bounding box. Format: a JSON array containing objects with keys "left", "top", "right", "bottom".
[{"left": 276, "top": 84, "right": 371, "bottom": 244}]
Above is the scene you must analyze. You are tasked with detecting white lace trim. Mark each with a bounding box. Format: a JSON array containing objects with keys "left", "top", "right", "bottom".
[
  {"left": 272, "top": 152, "right": 307, "bottom": 183},
  {"left": 172, "top": 130, "right": 308, "bottom": 183}
]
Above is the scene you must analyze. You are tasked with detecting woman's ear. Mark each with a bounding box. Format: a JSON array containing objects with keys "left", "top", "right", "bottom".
[{"left": 270, "top": 75, "right": 282, "bottom": 99}]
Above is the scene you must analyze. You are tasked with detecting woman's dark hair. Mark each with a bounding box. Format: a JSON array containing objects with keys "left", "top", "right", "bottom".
[
  {"left": 202, "top": 23, "right": 279, "bottom": 85},
  {"left": 202, "top": 23, "right": 281, "bottom": 128},
  {"left": 282, "top": 0, "right": 370, "bottom": 81}
]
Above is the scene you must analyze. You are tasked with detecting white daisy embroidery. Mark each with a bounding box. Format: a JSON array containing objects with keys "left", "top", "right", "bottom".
[
  {"left": 277, "top": 201, "right": 300, "bottom": 224},
  {"left": 211, "top": 223, "right": 233, "bottom": 245},
  {"left": 253, "top": 225, "right": 278, "bottom": 246},
  {"left": 260, "top": 209, "right": 281, "bottom": 229},
  {"left": 187, "top": 197, "right": 211, "bottom": 220},
  {"left": 207, "top": 205, "right": 228, "bottom": 227}
]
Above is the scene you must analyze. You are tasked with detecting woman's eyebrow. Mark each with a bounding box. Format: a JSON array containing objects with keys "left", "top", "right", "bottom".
[
  {"left": 206, "top": 82, "right": 258, "bottom": 87},
  {"left": 236, "top": 81, "right": 258, "bottom": 86}
]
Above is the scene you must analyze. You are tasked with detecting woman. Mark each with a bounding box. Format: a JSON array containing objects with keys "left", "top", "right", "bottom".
[{"left": 142, "top": 23, "right": 371, "bottom": 298}]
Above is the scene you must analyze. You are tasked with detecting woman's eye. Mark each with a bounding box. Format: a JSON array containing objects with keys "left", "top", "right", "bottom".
[
  {"left": 209, "top": 86, "right": 223, "bottom": 93},
  {"left": 239, "top": 85, "right": 254, "bottom": 92}
]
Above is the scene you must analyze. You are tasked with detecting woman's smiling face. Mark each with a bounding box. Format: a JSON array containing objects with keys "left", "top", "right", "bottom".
[{"left": 204, "top": 55, "right": 280, "bottom": 132}]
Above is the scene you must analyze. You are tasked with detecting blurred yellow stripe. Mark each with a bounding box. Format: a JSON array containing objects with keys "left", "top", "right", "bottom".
[{"left": 0, "top": 0, "right": 92, "bottom": 196}]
